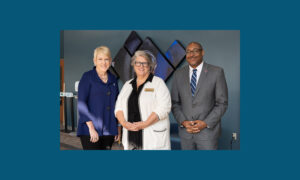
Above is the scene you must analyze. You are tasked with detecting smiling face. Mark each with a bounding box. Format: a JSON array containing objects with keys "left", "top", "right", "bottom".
[
  {"left": 134, "top": 56, "right": 150, "bottom": 77},
  {"left": 186, "top": 43, "right": 205, "bottom": 68},
  {"left": 93, "top": 53, "right": 111, "bottom": 73}
]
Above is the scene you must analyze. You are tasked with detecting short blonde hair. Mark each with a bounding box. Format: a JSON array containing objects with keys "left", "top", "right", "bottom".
[
  {"left": 131, "top": 50, "right": 157, "bottom": 72},
  {"left": 93, "top": 46, "right": 111, "bottom": 60}
]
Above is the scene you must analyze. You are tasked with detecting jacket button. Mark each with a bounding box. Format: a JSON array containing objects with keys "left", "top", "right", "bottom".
[
  {"left": 107, "top": 91, "right": 111, "bottom": 96},
  {"left": 106, "top": 106, "right": 110, "bottom": 110}
]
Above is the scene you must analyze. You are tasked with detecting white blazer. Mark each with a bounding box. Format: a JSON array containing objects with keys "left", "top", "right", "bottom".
[{"left": 115, "top": 76, "right": 171, "bottom": 150}]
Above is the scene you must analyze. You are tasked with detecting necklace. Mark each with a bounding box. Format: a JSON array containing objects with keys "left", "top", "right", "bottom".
[
  {"left": 96, "top": 71, "right": 108, "bottom": 83},
  {"left": 99, "top": 75, "right": 107, "bottom": 82}
]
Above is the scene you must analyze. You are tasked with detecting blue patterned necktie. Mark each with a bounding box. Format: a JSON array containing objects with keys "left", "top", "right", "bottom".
[{"left": 191, "top": 69, "right": 197, "bottom": 96}]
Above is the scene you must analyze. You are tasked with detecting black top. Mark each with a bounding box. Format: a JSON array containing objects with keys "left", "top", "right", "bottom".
[{"left": 127, "top": 74, "right": 154, "bottom": 150}]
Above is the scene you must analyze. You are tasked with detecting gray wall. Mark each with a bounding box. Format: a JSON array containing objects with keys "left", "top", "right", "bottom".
[{"left": 63, "top": 30, "right": 240, "bottom": 149}]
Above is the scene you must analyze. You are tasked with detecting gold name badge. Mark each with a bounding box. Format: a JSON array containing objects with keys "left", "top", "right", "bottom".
[{"left": 145, "top": 88, "right": 154, "bottom": 92}]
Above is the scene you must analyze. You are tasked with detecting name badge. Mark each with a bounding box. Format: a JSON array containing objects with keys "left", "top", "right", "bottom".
[{"left": 145, "top": 88, "right": 154, "bottom": 92}]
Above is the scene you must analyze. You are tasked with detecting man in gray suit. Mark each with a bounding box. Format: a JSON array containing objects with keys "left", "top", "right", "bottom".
[{"left": 171, "top": 42, "right": 228, "bottom": 150}]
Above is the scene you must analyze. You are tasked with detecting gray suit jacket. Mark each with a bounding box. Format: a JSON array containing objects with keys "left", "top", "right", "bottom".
[{"left": 171, "top": 62, "right": 228, "bottom": 140}]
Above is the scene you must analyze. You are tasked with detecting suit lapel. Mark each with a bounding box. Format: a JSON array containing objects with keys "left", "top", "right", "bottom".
[
  {"left": 182, "top": 66, "right": 192, "bottom": 97},
  {"left": 194, "top": 62, "right": 208, "bottom": 97}
]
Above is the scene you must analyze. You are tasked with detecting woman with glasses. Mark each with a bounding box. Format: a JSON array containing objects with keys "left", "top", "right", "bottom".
[
  {"left": 77, "top": 46, "right": 121, "bottom": 150},
  {"left": 115, "top": 50, "right": 171, "bottom": 150}
]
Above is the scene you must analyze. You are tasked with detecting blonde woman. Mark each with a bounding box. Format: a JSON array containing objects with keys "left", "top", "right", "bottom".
[{"left": 77, "top": 46, "right": 121, "bottom": 150}]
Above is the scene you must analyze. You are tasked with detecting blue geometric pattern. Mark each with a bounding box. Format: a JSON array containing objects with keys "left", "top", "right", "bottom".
[
  {"left": 165, "top": 40, "right": 186, "bottom": 68},
  {"left": 138, "top": 37, "right": 174, "bottom": 81},
  {"left": 124, "top": 31, "right": 142, "bottom": 56},
  {"left": 113, "top": 47, "right": 134, "bottom": 82},
  {"left": 113, "top": 31, "right": 186, "bottom": 83}
]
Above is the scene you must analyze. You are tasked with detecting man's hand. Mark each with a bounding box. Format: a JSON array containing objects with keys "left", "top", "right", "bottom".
[
  {"left": 182, "top": 120, "right": 207, "bottom": 134},
  {"left": 191, "top": 120, "right": 207, "bottom": 133},
  {"left": 182, "top": 121, "right": 195, "bottom": 133}
]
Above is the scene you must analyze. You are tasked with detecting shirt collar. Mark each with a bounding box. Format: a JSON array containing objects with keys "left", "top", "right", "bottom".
[{"left": 130, "top": 73, "right": 154, "bottom": 84}]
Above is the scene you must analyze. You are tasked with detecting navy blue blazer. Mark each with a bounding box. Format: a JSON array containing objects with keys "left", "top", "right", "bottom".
[{"left": 77, "top": 67, "right": 119, "bottom": 136}]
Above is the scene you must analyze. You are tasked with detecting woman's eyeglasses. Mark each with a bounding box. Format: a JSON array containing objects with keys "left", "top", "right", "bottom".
[{"left": 134, "top": 61, "right": 149, "bottom": 67}]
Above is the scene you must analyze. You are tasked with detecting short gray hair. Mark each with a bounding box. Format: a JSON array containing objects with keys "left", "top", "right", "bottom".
[{"left": 131, "top": 50, "right": 157, "bottom": 72}]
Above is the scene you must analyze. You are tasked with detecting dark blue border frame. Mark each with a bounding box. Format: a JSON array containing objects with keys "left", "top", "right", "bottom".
[{"left": 1, "top": 0, "right": 299, "bottom": 179}]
